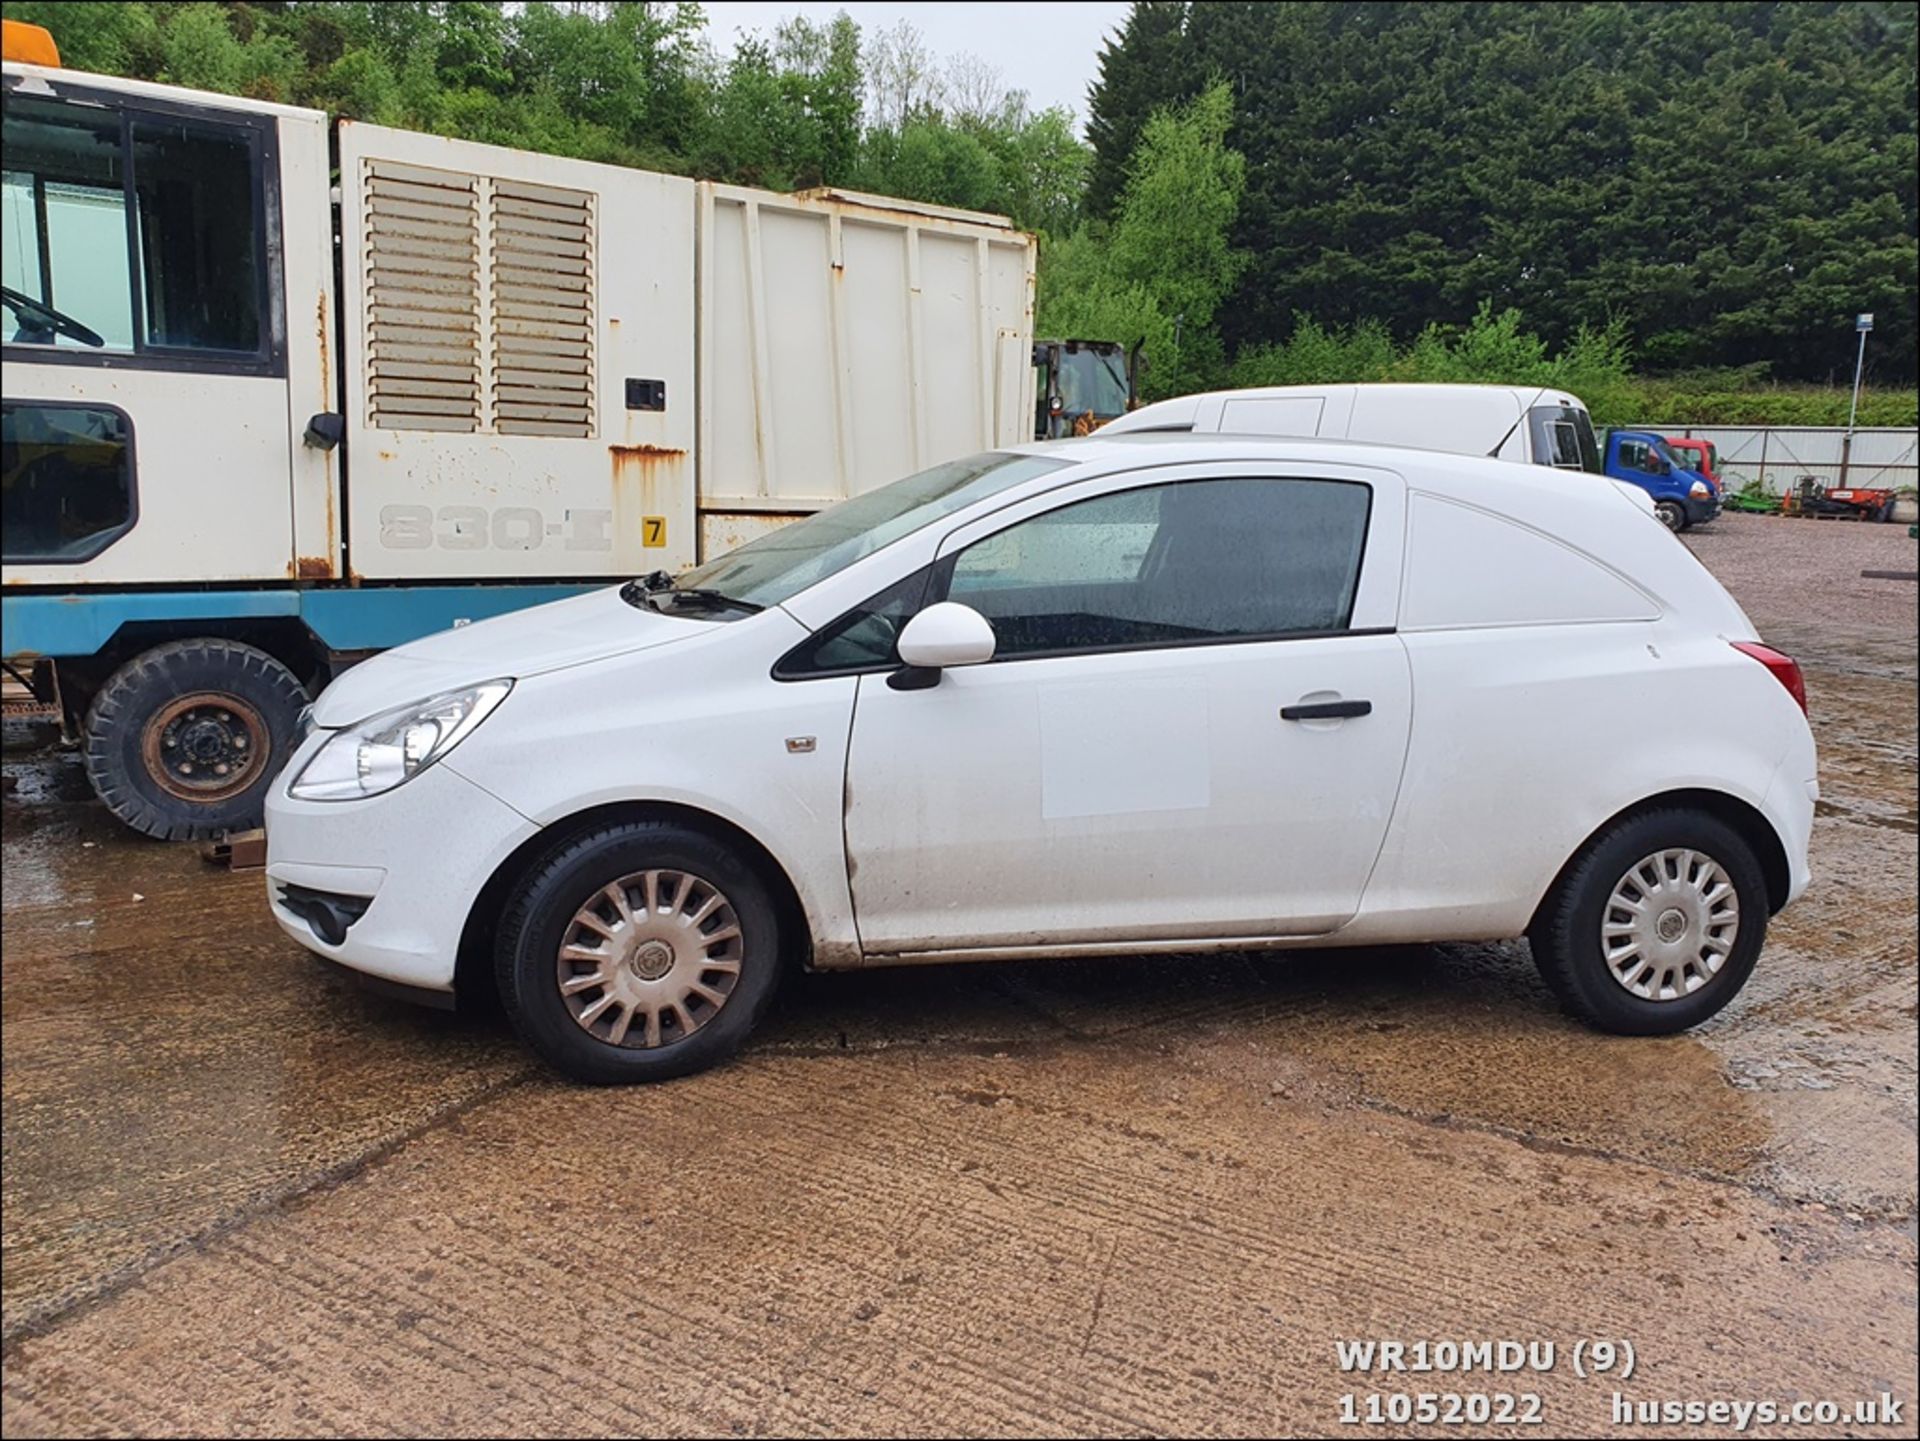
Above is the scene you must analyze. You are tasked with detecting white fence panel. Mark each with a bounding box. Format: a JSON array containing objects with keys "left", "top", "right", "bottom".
[{"left": 1641, "top": 425, "right": 1918, "bottom": 496}]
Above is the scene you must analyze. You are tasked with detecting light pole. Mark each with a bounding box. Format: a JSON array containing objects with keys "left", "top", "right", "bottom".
[{"left": 1841, "top": 311, "right": 1872, "bottom": 489}]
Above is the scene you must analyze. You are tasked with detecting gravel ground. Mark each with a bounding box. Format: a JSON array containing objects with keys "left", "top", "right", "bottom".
[{"left": 1682, "top": 511, "right": 1920, "bottom": 637}]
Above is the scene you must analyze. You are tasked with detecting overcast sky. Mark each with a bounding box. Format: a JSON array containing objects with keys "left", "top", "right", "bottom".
[{"left": 704, "top": 2, "right": 1134, "bottom": 129}]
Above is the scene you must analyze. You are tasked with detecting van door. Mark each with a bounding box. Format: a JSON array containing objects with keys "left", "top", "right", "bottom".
[
  {"left": 2, "top": 78, "right": 299, "bottom": 585},
  {"left": 842, "top": 462, "right": 1412, "bottom": 957}
]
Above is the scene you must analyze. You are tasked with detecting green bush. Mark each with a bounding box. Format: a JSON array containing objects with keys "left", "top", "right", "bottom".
[{"left": 1224, "top": 306, "right": 1917, "bottom": 428}]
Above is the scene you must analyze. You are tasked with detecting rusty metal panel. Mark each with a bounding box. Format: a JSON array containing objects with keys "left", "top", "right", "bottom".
[
  {"left": 699, "top": 509, "right": 809, "bottom": 559},
  {"left": 697, "top": 182, "right": 1037, "bottom": 516}
]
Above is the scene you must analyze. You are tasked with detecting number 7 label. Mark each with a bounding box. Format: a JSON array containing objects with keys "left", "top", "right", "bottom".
[{"left": 642, "top": 516, "right": 667, "bottom": 548}]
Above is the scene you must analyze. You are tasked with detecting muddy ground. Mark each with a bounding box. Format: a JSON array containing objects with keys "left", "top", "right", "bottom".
[{"left": 3, "top": 512, "right": 1915, "bottom": 1437}]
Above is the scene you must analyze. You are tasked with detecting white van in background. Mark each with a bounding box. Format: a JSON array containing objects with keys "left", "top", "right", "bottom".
[
  {"left": 1100, "top": 383, "right": 1601, "bottom": 470},
  {"left": 1097, "top": 383, "right": 1666, "bottom": 519}
]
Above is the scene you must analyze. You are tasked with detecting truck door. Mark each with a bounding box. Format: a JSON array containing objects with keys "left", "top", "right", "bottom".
[
  {"left": 335, "top": 124, "right": 696, "bottom": 580},
  {"left": 1, "top": 75, "right": 303, "bottom": 585}
]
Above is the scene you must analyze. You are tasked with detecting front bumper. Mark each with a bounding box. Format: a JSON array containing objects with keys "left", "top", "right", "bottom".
[
  {"left": 264, "top": 733, "right": 539, "bottom": 995},
  {"left": 1683, "top": 492, "right": 1722, "bottom": 525}
]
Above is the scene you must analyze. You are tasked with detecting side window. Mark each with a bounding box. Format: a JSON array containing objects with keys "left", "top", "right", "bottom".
[
  {"left": 1527, "top": 405, "right": 1600, "bottom": 474},
  {"left": 949, "top": 485, "right": 1160, "bottom": 597},
  {"left": 1617, "top": 438, "right": 1649, "bottom": 472},
  {"left": 943, "top": 478, "right": 1371, "bottom": 660},
  {"left": 774, "top": 568, "right": 933, "bottom": 679},
  {"left": 1, "top": 402, "right": 136, "bottom": 563},
  {"left": 2, "top": 103, "right": 133, "bottom": 350},
  {"left": 1, "top": 97, "right": 267, "bottom": 362},
  {"left": 130, "top": 119, "right": 263, "bottom": 353},
  {"left": 1547, "top": 422, "right": 1581, "bottom": 469}
]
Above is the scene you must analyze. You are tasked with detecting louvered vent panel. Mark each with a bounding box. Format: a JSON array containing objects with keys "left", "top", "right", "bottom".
[
  {"left": 490, "top": 179, "right": 595, "bottom": 437},
  {"left": 363, "top": 160, "right": 482, "bottom": 432}
]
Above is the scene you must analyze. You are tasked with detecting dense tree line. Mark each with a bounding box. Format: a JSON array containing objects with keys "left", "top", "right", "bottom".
[
  {"left": 1085, "top": 1, "right": 1918, "bottom": 384},
  {"left": 0, "top": 1, "right": 1089, "bottom": 235}
]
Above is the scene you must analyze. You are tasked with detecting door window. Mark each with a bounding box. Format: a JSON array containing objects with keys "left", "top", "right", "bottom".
[
  {"left": 1, "top": 97, "right": 268, "bottom": 363},
  {"left": 1617, "top": 438, "right": 1655, "bottom": 472},
  {"left": 944, "top": 478, "right": 1372, "bottom": 659},
  {"left": 1528, "top": 405, "right": 1600, "bottom": 473},
  {"left": 1, "top": 402, "right": 136, "bottom": 563}
]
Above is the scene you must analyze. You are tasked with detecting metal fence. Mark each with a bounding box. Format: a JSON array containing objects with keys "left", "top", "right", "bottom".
[{"left": 1637, "top": 425, "right": 1918, "bottom": 497}]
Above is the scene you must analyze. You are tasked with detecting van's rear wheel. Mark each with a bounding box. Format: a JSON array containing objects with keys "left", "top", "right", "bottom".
[
  {"left": 84, "top": 639, "right": 307, "bottom": 840},
  {"left": 1654, "top": 499, "right": 1687, "bottom": 531},
  {"left": 1529, "top": 808, "right": 1767, "bottom": 1034}
]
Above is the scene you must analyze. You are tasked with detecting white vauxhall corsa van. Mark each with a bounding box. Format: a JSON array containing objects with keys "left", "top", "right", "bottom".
[
  {"left": 264, "top": 434, "right": 1816, "bottom": 1084},
  {"left": 1101, "top": 383, "right": 1602, "bottom": 466}
]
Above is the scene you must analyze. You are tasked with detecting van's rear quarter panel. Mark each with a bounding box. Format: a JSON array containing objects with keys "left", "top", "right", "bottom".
[{"left": 1352, "top": 624, "right": 1799, "bottom": 941}]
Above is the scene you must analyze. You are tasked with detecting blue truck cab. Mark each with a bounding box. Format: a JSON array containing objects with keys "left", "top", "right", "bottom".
[{"left": 1602, "top": 430, "right": 1721, "bottom": 531}]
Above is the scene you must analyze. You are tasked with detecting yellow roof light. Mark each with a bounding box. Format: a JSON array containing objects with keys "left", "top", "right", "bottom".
[{"left": 2, "top": 19, "right": 62, "bottom": 67}]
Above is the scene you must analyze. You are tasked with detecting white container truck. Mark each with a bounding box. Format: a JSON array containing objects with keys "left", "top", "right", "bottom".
[{"left": 0, "top": 37, "right": 1036, "bottom": 838}]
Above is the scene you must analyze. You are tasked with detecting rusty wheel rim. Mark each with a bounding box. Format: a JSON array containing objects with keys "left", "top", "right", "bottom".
[
  {"left": 140, "top": 691, "right": 270, "bottom": 803},
  {"left": 555, "top": 870, "right": 745, "bottom": 1049}
]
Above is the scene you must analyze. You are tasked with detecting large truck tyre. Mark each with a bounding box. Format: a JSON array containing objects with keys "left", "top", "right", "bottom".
[{"left": 83, "top": 639, "right": 308, "bottom": 840}]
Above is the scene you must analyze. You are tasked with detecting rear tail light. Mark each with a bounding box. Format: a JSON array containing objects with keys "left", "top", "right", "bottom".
[{"left": 1732, "top": 641, "right": 1807, "bottom": 713}]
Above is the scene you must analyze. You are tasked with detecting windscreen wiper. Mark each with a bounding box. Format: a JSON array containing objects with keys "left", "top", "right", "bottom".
[
  {"left": 618, "top": 571, "right": 762, "bottom": 614},
  {"left": 653, "top": 587, "right": 763, "bottom": 614}
]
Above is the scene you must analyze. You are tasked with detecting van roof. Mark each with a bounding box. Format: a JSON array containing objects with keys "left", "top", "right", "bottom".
[
  {"left": 1099, "top": 382, "right": 1590, "bottom": 441},
  {"left": 999, "top": 431, "right": 1618, "bottom": 503}
]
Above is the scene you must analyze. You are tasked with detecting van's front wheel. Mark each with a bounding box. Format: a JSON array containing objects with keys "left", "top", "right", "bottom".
[
  {"left": 1654, "top": 499, "right": 1687, "bottom": 531},
  {"left": 496, "top": 822, "right": 785, "bottom": 1083}
]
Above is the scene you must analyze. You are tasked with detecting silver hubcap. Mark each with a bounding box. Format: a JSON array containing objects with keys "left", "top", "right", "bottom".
[
  {"left": 1601, "top": 849, "right": 1740, "bottom": 1002},
  {"left": 556, "top": 869, "right": 744, "bottom": 1048}
]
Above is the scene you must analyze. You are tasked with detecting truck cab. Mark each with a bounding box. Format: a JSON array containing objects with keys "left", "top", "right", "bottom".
[
  {"left": 1664, "top": 436, "right": 1722, "bottom": 490},
  {"left": 1602, "top": 431, "right": 1720, "bottom": 531},
  {"left": 1032, "top": 338, "right": 1138, "bottom": 439}
]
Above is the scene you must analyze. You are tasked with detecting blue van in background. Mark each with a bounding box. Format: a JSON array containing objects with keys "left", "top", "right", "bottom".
[{"left": 1602, "top": 430, "right": 1721, "bottom": 530}]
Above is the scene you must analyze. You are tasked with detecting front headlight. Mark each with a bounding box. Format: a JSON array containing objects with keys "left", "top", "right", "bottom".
[
  {"left": 289, "top": 680, "right": 512, "bottom": 801},
  {"left": 1689, "top": 480, "right": 1711, "bottom": 498}
]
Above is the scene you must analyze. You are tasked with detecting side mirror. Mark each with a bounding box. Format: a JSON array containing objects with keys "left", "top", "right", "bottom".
[
  {"left": 303, "top": 411, "right": 346, "bottom": 450},
  {"left": 890, "top": 602, "right": 996, "bottom": 689}
]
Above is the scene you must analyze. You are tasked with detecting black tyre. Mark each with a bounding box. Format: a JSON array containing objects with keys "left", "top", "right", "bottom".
[
  {"left": 1529, "top": 808, "right": 1768, "bottom": 1035},
  {"left": 84, "top": 639, "right": 308, "bottom": 841},
  {"left": 1654, "top": 499, "right": 1687, "bottom": 531},
  {"left": 496, "top": 821, "right": 785, "bottom": 1083}
]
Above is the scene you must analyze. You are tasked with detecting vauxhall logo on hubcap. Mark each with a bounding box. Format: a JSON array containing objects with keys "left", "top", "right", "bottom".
[{"left": 629, "top": 939, "right": 676, "bottom": 980}]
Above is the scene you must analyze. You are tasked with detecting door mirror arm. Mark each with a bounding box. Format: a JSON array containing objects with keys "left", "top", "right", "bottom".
[{"left": 886, "top": 664, "right": 943, "bottom": 692}]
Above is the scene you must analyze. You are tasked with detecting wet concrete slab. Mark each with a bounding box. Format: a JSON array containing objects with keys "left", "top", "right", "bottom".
[
  {"left": 2, "top": 1044, "right": 1913, "bottom": 1437},
  {"left": 2, "top": 515, "right": 1915, "bottom": 1434},
  {"left": 0, "top": 766, "right": 532, "bottom": 1339}
]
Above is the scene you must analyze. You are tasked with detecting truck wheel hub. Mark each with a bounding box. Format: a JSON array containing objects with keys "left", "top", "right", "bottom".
[{"left": 142, "top": 692, "right": 267, "bottom": 802}]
